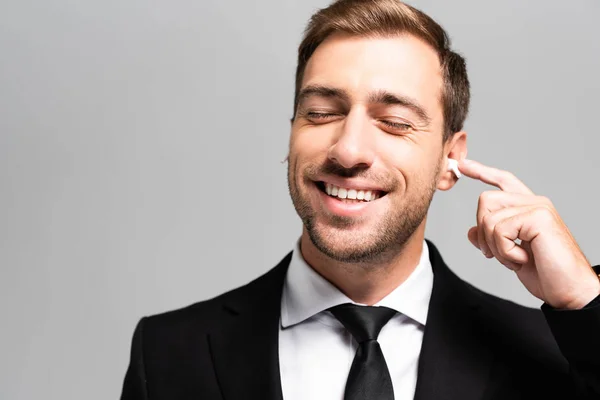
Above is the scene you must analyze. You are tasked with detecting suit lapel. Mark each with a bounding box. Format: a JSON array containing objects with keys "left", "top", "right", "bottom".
[
  {"left": 207, "top": 243, "right": 496, "bottom": 400},
  {"left": 208, "top": 253, "right": 291, "bottom": 400},
  {"left": 413, "top": 241, "right": 495, "bottom": 400}
]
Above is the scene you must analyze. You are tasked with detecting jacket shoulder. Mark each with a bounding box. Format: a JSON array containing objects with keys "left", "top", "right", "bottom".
[
  {"left": 139, "top": 251, "right": 292, "bottom": 336},
  {"left": 464, "top": 280, "right": 542, "bottom": 320},
  {"left": 142, "top": 287, "right": 237, "bottom": 335}
]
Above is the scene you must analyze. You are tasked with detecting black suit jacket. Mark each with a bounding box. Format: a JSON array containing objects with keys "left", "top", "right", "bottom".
[{"left": 121, "top": 241, "right": 600, "bottom": 399}]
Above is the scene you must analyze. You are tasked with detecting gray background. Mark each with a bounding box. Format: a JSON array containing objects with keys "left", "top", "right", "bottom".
[{"left": 1, "top": 0, "right": 599, "bottom": 399}]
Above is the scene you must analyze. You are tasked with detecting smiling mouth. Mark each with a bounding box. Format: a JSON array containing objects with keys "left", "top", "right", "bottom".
[{"left": 316, "top": 181, "right": 387, "bottom": 203}]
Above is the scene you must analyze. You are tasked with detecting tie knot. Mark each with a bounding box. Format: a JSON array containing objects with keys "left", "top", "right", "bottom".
[{"left": 329, "top": 304, "right": 396, "bottom": 343}]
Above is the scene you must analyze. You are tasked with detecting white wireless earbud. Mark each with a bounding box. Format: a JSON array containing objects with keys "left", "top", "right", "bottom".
[{"left": 447, "top": 158, "right": 461, "bottom": 178}]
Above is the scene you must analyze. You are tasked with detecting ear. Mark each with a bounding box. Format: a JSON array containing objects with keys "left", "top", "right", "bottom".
[{"left": 437, "top": 131, "right": 467, "bottom": 191}]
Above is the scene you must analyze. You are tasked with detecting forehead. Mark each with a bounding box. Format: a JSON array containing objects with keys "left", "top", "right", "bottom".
[{"left": 302, "top": 33, "right": 443, "bottom": 115}]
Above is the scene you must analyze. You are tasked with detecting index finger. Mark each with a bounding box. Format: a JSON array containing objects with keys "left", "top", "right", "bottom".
[{"left": 458, "top": 159, "right": 534, "bottom": 195}]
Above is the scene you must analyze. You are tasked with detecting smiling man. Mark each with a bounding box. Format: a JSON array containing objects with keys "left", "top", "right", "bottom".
[
  {"left": 288, "top": 31, "right": 458, "bottom": 307},
  {"left": 121, "top": 1, "right": 600, "bottom": 399}
]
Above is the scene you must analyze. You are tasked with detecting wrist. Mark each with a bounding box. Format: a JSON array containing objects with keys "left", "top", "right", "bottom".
[{"left": 558, "top": 276, "right": 600, "bottom": 310}]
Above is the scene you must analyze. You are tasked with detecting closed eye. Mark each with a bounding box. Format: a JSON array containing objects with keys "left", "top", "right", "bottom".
[
  {"left": 303, "top": 112, "right": 343, "bottom": 125},
  {"left": 379, "top": 120, "right": 413, "bottom": 132},
  {"left": 306, "top": 112, "right": 339, "bottom": 120},
  {"left": 303, "top": 112, "right": 413, "bottom": 132}
]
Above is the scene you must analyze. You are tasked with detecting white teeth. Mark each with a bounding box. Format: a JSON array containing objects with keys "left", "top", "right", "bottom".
[{"left": 322, "top": 183, "right": 381, "bottom": 202}]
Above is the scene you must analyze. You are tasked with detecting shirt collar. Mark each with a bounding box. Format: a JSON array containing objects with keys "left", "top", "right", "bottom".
[{"left": 281, "top": 239, "right": 433, "bottom": 328}]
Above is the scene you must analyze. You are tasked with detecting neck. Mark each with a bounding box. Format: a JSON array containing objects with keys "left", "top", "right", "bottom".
[{"left": 300, "top": 222, "right": 427, "bottom": 305}]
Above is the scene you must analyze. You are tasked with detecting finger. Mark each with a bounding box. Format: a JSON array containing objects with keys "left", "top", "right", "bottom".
[
  {"left": 477, "top": 191, "right": 550, "bottom": 214},
  {"left": 475, "top": 191, "right": 549, "bottom": 257},
  {"left": 459, "top": 159, "right": 534, "bottom": 195},
  {"left": 482, "top": 205, "right": 535, "bottom": 257},
  {"left": 493, "top": 211, "right": 545, "bottom": 265},
  {"left": 482, "top": 205, "right": 538, "bottom": 268},
  {"left": 468, "top": 226, "right": 523, "bottom": 270},
  {"left": 468, "top": 226, "right": 480, "bottom": 250},
  {"left": 478, "top": 219, "right": 493, "bottom": 259}
]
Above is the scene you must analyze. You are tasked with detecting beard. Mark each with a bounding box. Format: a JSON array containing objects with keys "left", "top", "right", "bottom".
[{"left": 288, "top": 158, "right": 440, "bottom": 264}]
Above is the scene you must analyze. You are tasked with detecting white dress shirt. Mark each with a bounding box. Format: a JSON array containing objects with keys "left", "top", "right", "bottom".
[{"left": 279, "top": 240, "right": 433, "bottom": 400}]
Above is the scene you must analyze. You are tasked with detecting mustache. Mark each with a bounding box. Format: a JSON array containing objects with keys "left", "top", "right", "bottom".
[
  {"left": 319, "top": 160, "right": 369, "bottom": 178},
  {"left": 306, "top": 159, "right": 396, "bottom": 189}
]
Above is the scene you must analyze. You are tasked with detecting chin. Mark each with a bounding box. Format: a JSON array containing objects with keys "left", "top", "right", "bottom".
[{"left": 306, "top": 220, "right": 399, "bottom": 264}]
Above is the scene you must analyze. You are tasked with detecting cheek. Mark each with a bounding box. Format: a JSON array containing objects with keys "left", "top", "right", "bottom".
[
  {"left": 290, "top": 127, "right": 331, "bottom": 161},
  {"left": 377, "top": 135, "right": 425, "bottom": 170},
  {"left": 377, "top": 135, "right": 441, "bottom": 189}
]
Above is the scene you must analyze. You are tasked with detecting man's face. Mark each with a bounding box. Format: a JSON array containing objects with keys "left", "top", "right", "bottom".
[{"left": 288, "top": 34, "right": 448, "bottom": 263}]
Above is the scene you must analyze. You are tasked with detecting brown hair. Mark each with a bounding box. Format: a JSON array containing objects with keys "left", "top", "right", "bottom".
[{"left": 293, "top": 0, "right": 470, "bottom": 141}]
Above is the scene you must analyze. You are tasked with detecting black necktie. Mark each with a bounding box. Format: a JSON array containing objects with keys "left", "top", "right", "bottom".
[{"left": 329, "top": 304, "right": 397, "bottom": 400}]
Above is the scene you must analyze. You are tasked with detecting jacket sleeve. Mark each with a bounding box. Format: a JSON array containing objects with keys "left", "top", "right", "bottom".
[
  {"left": 542, "top": 265, "right": 600, "bottom": 399},
  {"left": 120, "top": 318, "right": 149, "bottom": 400}
]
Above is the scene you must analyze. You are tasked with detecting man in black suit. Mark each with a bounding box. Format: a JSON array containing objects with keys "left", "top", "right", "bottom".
[{"left": 120, "top": 0, "right": 600, "bottom": 399}]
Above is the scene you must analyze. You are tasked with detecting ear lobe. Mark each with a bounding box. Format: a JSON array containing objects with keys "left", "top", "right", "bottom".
[{"left": 437, "top": 162, "right": 459, "bottom": 191}]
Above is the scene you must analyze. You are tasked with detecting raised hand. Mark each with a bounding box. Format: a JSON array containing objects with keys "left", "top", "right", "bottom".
[{"left": 458, "top": 159, "right": 600, "bottom": 310}]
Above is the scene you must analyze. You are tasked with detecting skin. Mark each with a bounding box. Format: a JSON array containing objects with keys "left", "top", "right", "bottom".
[
  {"left": 287, "top": 33, "right": 599, "bottom": 308},
  {"left": 460, "top": 159, "right": 600, "bottom": 309}
]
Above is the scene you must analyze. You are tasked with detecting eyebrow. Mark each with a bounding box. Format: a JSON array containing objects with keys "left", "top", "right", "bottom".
[
  {"left": 296, "top": 84, "right": 431, "bottom": 125},
  {"left": 296, "top": 85, "right": 351, "bottom": 105},
  {"left": 368, "top": 89, "right": 432, "bottom": 125}
]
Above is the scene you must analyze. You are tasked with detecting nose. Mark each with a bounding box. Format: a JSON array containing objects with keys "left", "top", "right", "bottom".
[{"left": 327, "top": 110, "right": 376, "bottom": 169}]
